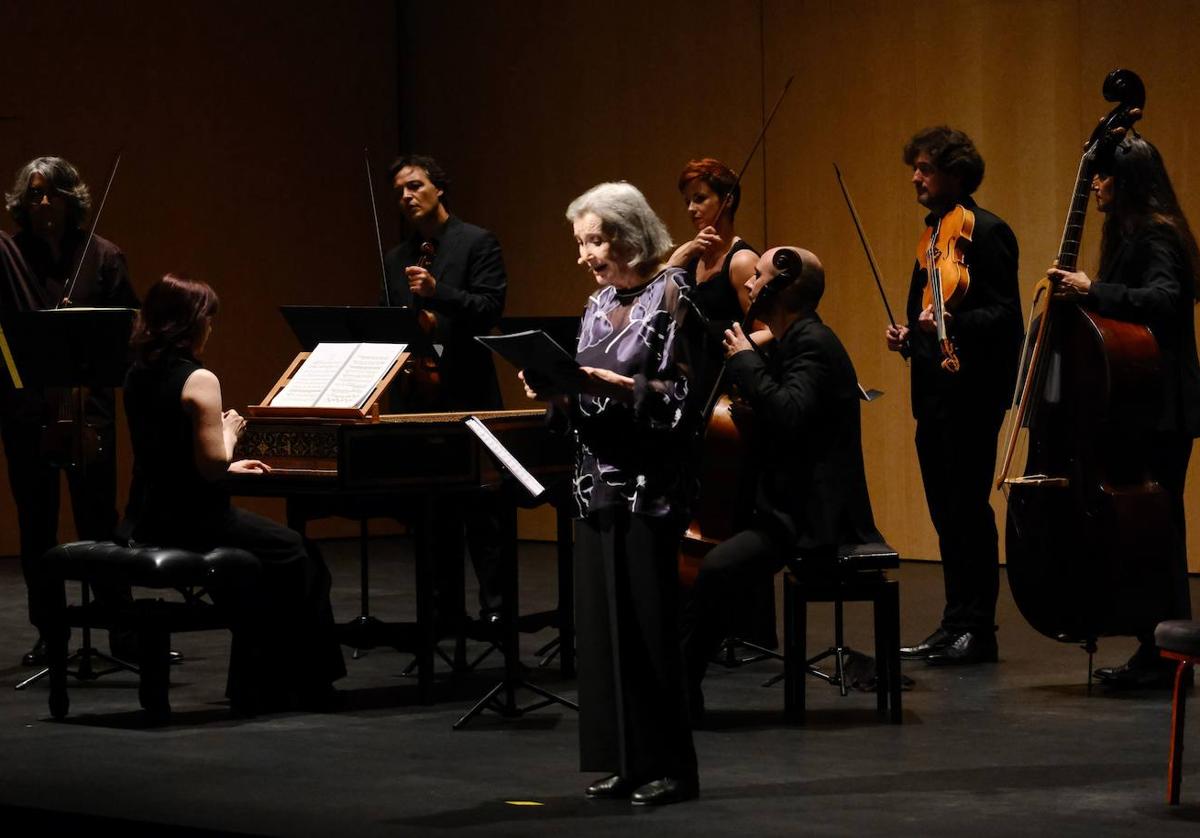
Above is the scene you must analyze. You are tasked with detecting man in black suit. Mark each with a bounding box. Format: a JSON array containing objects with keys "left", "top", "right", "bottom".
[
  {"left": 382, "top": 154, "right": 510, "bottom": 623},
  {"left": 680, "top": 246, "right": 884, "bottom": 716},
  {"left": 886, "top": 127, "right": 1023, "bottom": 665}
]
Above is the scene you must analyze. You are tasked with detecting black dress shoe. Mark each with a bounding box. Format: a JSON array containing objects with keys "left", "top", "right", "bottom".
[
  {"left": 900, "top": 627, "right": 954, "bottom": 659},
  {"left": 1094, "top": 648, "right": 1180, "bottom": 690},
  {"left": 924, "top": 631, "right": 998, "bottom": 666},
  {"left": 21, "top": 638, "right": 47, "bottom": 668},
  {"left": 630, "top": 776, "right": 699, "bottom": 806},
  {"left": 586, "top": 774, "right": 639, "bottom": 799}
]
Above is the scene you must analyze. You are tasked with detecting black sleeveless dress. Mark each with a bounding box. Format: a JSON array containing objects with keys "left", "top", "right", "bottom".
[
  {"left": 683, "top": 239, "right": 757, "bottom": 416},
  {"left": 123, "top": 353, "right": 345, "bottom": 708}
]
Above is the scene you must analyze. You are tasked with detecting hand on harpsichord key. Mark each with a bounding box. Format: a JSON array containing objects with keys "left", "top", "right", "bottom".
[
  {"left": 222, "top": 408, "right": 246, "bottom": 438},
  {"left": 229, "top": 458, "right": 271, "bottom": 474}
]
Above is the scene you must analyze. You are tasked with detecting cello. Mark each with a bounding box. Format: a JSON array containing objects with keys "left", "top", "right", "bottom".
[{"left": 996, "top": 69, "right": 1174, "bottom": 665}]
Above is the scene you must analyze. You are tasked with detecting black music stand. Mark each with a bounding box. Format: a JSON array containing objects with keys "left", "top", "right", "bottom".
[
  {"left": 4, "top": 307, "right": 139, "bottom": 692},
  {"left": 277, "top": 305, "right": 441, "bottom": 659},
  {"left": 451, "top": 415, "right": 577, "bottom": 729},
  {"left": 280, "top": 305, "right": 437, "bottom": 356}
]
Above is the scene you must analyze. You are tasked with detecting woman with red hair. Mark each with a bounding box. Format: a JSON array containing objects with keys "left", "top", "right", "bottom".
[{"left": 122, "top": 274, "right": 345, "bottom": 713}]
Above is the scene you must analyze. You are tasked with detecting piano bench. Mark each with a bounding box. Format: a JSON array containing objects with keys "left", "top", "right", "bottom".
[
  {"left": 37, "top": 540, "right": 261, "bottom": 721},
  {"left": 782, "top": 542, "right": 902, "bottom": 724}
]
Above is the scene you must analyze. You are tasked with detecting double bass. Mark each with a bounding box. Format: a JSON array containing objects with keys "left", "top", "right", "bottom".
[{"left": 997, "top": 69, "right": 1173, "bottom": 657}]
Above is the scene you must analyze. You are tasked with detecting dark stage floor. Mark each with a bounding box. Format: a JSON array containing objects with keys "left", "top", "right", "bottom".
[{"left": 1, "top": 538, "right": 1198, "bottom": 837}]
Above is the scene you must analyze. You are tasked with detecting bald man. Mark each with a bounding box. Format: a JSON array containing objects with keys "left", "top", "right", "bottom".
[{"left": 680, "top": 247, "right": 884, "bottom": 720}]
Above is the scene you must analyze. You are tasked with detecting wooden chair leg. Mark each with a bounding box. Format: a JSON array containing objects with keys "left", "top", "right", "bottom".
[
  {"left": 138, "top": 628, "right": 172, "bottom": 719},
  {"left": 872, "top": 584, "right": 889, "bottom": 718},
  {"left": 1168, "top": 659, "right": 1192, "bottom": 805},
  {"left": 783, "top": 575, "right": 807, "bottom": 722},
  {"left": 885, "top": 580, "right": 902, "bottom": 724}
]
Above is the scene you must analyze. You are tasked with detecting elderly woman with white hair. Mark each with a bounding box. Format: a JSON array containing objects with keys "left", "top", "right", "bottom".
[{"left": 521, "top": 181, "right": 699, "bottom": 806}]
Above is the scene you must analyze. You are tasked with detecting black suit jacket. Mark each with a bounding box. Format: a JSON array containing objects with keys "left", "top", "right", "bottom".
[
  {"left": 905, "top": 198, "right": 1023, "bottom": 422},
  {"left": 1088, "top": 223, "right": 1200, "bottom": 437},
  {"left": 726, "top": 313, "right": 883, "bottom": 554},
  {"left": 383, "top": 215, "right": 506, "bottom": 410}
]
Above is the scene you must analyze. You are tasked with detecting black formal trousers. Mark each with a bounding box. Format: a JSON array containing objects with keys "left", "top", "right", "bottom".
[
  {"left": 2, "top": 419, "right": 122, "bottom": 626},
  {"left": 575, "top": 509, "right": 697, "bottom": 782},
  {"left": 205, "top": 508, "right": 346, "bottom": 705},
  {"left": 914, "top": 407, "right": 1006, "bottom": 635},
  {"left": 681, "top": 527, "right": 788, "bottom": 693}
]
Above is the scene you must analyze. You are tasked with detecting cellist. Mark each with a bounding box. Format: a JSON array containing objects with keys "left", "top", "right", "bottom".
[
  {"left": 885, "top": 127, "right": 1023, "bottom": 666},
  {"left": 680, "top": 247, "right": 883, "bottom": 721},
  {"left": 1049, "top": 132, "right": 1200, "bottom": 689}
]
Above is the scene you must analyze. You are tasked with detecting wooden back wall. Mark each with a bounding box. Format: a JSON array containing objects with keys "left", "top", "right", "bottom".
[{"left": 2, "top": 1, "right": 1198, "bottom": 574}]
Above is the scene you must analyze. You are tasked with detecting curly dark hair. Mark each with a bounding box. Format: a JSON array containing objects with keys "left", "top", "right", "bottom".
[
  {"left": 4, "top": 156, "right": 91, "bottom": 231},
  {"left": 130, "top": 274, "right": 220, "bottom": 365},
  {"left": 903, "top": 126, "right": 985, "bottom": 196}
]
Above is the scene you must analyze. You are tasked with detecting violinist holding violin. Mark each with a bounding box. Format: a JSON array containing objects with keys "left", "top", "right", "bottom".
[
  {"left": 382, "top": 153, "right": 511, "bottom": 626},
  {"left": 886, "top": 127, "right": 1023, "bottom": 666},
  {"left": 1048, "top": 133, "right": 1200, "bottom": 689},
  {"left": 1, "top": 156, "right": 139, "bottom": 668}
]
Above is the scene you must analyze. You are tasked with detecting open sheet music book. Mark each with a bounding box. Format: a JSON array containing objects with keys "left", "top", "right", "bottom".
[{"left": 269, "top": 342, "right": 407, "bottom": 409}]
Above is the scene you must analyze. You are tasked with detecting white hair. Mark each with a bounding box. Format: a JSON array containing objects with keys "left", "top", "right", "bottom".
[{"left": 565, "top": 181, "right": 673, "bottom": 270}]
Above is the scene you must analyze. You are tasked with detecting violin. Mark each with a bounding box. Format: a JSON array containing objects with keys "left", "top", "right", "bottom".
[
  {"left": 398, "top": 241, "right": 443, "bottom": 410},
  {"left": 917, "top": 203, "right": 974, "bottom": 372}
]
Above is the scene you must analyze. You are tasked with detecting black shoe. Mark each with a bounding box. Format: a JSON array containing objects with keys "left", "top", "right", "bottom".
[
  {"left": 924, "top": 631, "right": 998, "bottom": 666},
  {"left": 467, "top": 611, "right": 504, "bottom": 642},
  {"left": 21, "top": 638, "right": 46, "bottom": 668},
  {"left": 900, "top": 627, "right": 955, "bottom": 659},
  {"left": 1094, "top": 648, "right": 1178, "bottom": 689},
  {"left": 630, "top": 777, "right": 699, "bottom": 806},
  {"left": 586, "top": 774, "right": 639, "bottom": 799}
]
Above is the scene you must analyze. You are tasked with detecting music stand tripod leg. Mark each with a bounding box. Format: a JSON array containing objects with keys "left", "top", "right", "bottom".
[{"left": 452, "top": 515, "right": 577, "bottom": 729}]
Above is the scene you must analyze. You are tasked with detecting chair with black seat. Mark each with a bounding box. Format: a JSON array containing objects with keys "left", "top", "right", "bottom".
[
  {"left": 781, "top": 541, "right": 902, "bottom": 723},
  {"left": 37, "top": 540, "right": 261, "bottom": 720},
  {"left": 1156, "top": 619, "right": 1200, "bottom": 805}
]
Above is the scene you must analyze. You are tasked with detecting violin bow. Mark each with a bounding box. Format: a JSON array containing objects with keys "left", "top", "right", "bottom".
[
  {"left": 691, "top": 75, "right": 794, "bottom": 423},
  {"left": 58, "top": 150, "right": 121, "bottom": 309},
  {"left": 833, "top": 163, "right": 899, "bottom": 329},
  {"left": 711, "top": 74, "right": 795, "bottom": 223},
  {"left": 364, "top": 147, "right": 391, "bottom": 306}
]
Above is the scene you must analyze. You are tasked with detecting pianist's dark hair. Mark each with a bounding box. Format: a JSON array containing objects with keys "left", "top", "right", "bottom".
[{"left": 130, "top": 273, "right": 220, "bottom": 365}]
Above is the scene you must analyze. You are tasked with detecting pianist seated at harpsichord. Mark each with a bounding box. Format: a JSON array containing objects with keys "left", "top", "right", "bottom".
[{"left": 119, "top": 274, "right": 345, "bottom": 714}]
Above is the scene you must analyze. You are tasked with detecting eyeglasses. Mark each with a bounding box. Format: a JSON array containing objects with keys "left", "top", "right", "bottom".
[{"left": 26, "top": 186, "right": 65, "bottom": 204}]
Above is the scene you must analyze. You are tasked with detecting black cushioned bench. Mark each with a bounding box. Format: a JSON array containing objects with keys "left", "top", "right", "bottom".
[
  {"left": 39, "top": 540, "right": 261, "bottom": 720},
  {"left": 783, "top": 541, "right": 902, "bottom": 723}
]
